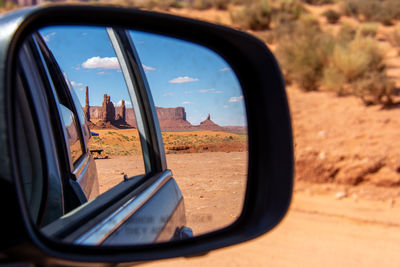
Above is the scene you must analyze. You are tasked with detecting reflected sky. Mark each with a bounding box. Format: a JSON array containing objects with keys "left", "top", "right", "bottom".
[{"left": 40, "top": 26, "right": 246, "bottom": 126}]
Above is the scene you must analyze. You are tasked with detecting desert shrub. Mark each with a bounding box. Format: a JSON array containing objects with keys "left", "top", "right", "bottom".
[
  {"left": 135, "top": 0, "right": 184, "bottom": 10},
  {"left": 342, "top": 0, "right": 400, "bottom": 25},
  {"left": 190, "top": 0, "right": 213, "bottom": 10},
  {"left": 342, "top": 0, "right": 380, "bottom": 20},
  {"left": 273, "top": 0, "right": 306, "bottom": 24},
  {"left": 214, "top": 0, "right": 230, "bottom": 10},
  {"left": 337, "top": 23, "right": 356, "bottom": 43},
  {"left": 0, "top": 0, "right": 17, "bottom": 10},
  {"left": 387, "top": 23, "right": 400, "bottom": 48},
  {"left": 301, "top": 0, "right": 334, "bottom": 5},
  {"left": 322, "top": 9, "right": 340, "bottom": 24},
  {"left": 335, "top": 37, "right": 383, "bottom": 80},
  {"left": 276, "top": 16, "right": 333, "bottom": 91},
  {"left": 230, "top": 0, "right": 253, "bottom": 5},
  {"left": 356, "top": 23, "right": 378, "bottom": 38},
  {"left": 353, "top": 71, "right": 394, "bottom": 105},
  {"left": 322, "top": 66, "right": 347, "bottom": 94},
  {"left": 322, "top": 36, "right": 394, "bottom": 105},
  {"left": 230, "top": 0, "right": 272, "bottom": 30}
]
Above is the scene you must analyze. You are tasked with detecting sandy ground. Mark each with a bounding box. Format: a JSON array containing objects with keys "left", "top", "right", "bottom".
[
  {"left": 144, "top": 190, "right": 400, "bottom": 267},
  {"left": 95, "top": 151, "right": 247, "bottom": 235}
]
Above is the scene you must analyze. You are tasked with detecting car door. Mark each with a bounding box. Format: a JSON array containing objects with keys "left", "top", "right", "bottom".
[
  {"left": 34, "top": 32, "right": 100, "bottom": 203},
  {"left": 16, "top": 27, "right": 190, "bottom": 245}
]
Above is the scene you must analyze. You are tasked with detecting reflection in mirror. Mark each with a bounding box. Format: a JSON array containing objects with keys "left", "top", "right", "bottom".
[{"left": 16, "top": 25, "right": 247, "bottom": 245}]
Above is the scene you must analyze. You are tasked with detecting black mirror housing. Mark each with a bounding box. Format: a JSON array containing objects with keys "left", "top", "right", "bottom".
[{"left": 0, "top": 5, "right": 293, "bottom": 265}]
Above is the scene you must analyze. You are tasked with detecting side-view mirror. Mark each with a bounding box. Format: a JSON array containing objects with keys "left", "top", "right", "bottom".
[{"left": 0, "top": 5, "right": 293, "bottom": 265}]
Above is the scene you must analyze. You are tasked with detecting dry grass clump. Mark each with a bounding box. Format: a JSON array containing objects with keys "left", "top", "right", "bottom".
[
  {"left": 275, "top": 13, "right": 394, "bottom": 106},
  {"left": 322, "top": 36, "right": 394, "bottom": 105},
  {"left": 276, "top": 15, "right": 334, "bottom": 91},
  {"left": 356, "top": 23, "right": 378, "bottom": 38},
  {"left": 322, "top": 9, "right": 340, "bottom": 24},
  {"left": 121, "top": 0, "right": 185, "bottom": 10},
  {"left": 273, "top": 0, "right": 306, "bottom": 24},
  {"left": 300, "top": 0, "right": 334, "bottom": 5},
  {"left": 387, "top": 23, "right": 400, "bottom": 49},
  {"left": 189, "top": 0, "right": 213, "bottom": 10},
  {"left": 230, "top": 0, "right": 306, "bottom": 31},
  {"left": 230, "top": 0, "right": 272, "bottom": 30},
  {"left": 0, "top": 0, "right": 18, "bottom": 12},
  {"left": 336, "top": 23, "right": 356, "bottom": 42},
  {"left": 342, "top": 0, "right": 400, "bottom": 25}
]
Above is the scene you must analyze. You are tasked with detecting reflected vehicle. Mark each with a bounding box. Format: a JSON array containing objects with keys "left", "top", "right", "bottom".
[
  {"left": 18, "top": 23, "right": 248, "bottom": 246},
  {"left": 17, "top": 32, "right": 100, "bottom": 226},
  {"left": 17, "top": 30, "right": 192, "bottom": 245}
]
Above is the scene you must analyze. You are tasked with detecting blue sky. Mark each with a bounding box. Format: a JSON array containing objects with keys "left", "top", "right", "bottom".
[{"left": 40, "top": 26, "right": 246, "bottom": 126}]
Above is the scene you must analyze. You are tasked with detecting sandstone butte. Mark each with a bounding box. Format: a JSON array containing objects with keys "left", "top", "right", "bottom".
[{"left": 83, "top": 86, "right": 244, "bottom": 132}]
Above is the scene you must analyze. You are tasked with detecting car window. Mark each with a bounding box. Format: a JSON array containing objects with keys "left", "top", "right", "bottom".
[
  {"left": 34, "top": 33, "right": 86, "bottom": 167},
  {"left": 38, "top": 26, "right": 146, "bottom": 193},
  {"left": 129, "top": 30, "right": 248, "bottom": 235},
  {"left": 59, "top": 104, "right": 83, "bottom": 163}
]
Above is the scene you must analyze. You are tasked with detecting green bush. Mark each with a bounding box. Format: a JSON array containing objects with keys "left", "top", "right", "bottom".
[
  {"left": 322, "top": 9, "right": 340, "bottom": 24},
  {"left": 230, "top": 0, "right": 272, "bottom": 30}
]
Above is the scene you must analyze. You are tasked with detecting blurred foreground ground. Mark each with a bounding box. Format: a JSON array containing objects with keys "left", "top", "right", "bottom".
[{"left": 143, "top": 189, "right": 400, "bottom": 267}]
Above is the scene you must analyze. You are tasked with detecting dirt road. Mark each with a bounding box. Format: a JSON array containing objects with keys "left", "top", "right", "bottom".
[
  {"left": 96, "top": 151, "right": 400, "bottom": 266},
  {"left": 95, "top": 152, "right": 247, "bottom": 235},
  {"left": 144, "top": 191, "right": 400, "bottom": 267}
]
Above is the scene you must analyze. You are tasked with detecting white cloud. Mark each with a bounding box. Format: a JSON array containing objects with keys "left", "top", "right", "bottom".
[
  {"left": 219, "top": 67, "right": 231, "bottom": 72},
  {"left": 115, "top": 100, "right": 132, "bottom": 107},
  {"left": 182, "top": 101, "right": 195, "bottom": 105},
  {"left": 184, "top": 91, "right": 193, "bottom": 95},
  {"left": 82, "top": 56, "right": 120, "bottom": 69},
  {"left": 97, "top": 71, "right": 108, "bottom": 75},
  {"left": 142, "top": 64, "right": 156, "bottom": 71},
  {"left": 229, "top": 96, "right": 244, "bottom": 102},
  {"left": 213, "top": 90, "right": 223, "bottom": 94},
  {"left": 198, "top": 88, "right": 215, "bottom": 93},
  {"left": 169, "top": 76, "right": 199, "bottom": 84},
  {"left": 43, "top": 32, "right": 56, "bottom": 42},
  {"left": 78, "top": 87, "right": 85, "bottom": 91},
  {"left": 223, "top": 105, "right": 229, "bottom": 108},
  {"left": 163, "top": 92, "right": 174, "bottom": 96},
  {"left": 70, "top": 81, "right": 83, "bottom": 87},
  {"left": 72, "top": 64, "right": 81, "bottom": 71}
]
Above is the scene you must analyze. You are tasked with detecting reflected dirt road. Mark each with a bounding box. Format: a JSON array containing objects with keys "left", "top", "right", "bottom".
[{"left": 95, "top": 151, "right": 247, "bottom": 236}]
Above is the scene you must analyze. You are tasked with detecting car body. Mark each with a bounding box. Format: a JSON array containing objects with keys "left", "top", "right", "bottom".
[{"left": 14, "top": 29, "right": 190, "bottom": 244}]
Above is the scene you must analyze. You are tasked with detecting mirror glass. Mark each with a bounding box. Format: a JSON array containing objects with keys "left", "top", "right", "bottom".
[{"left": 16, "top": 25, "right": 247, "bottom": 245}]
